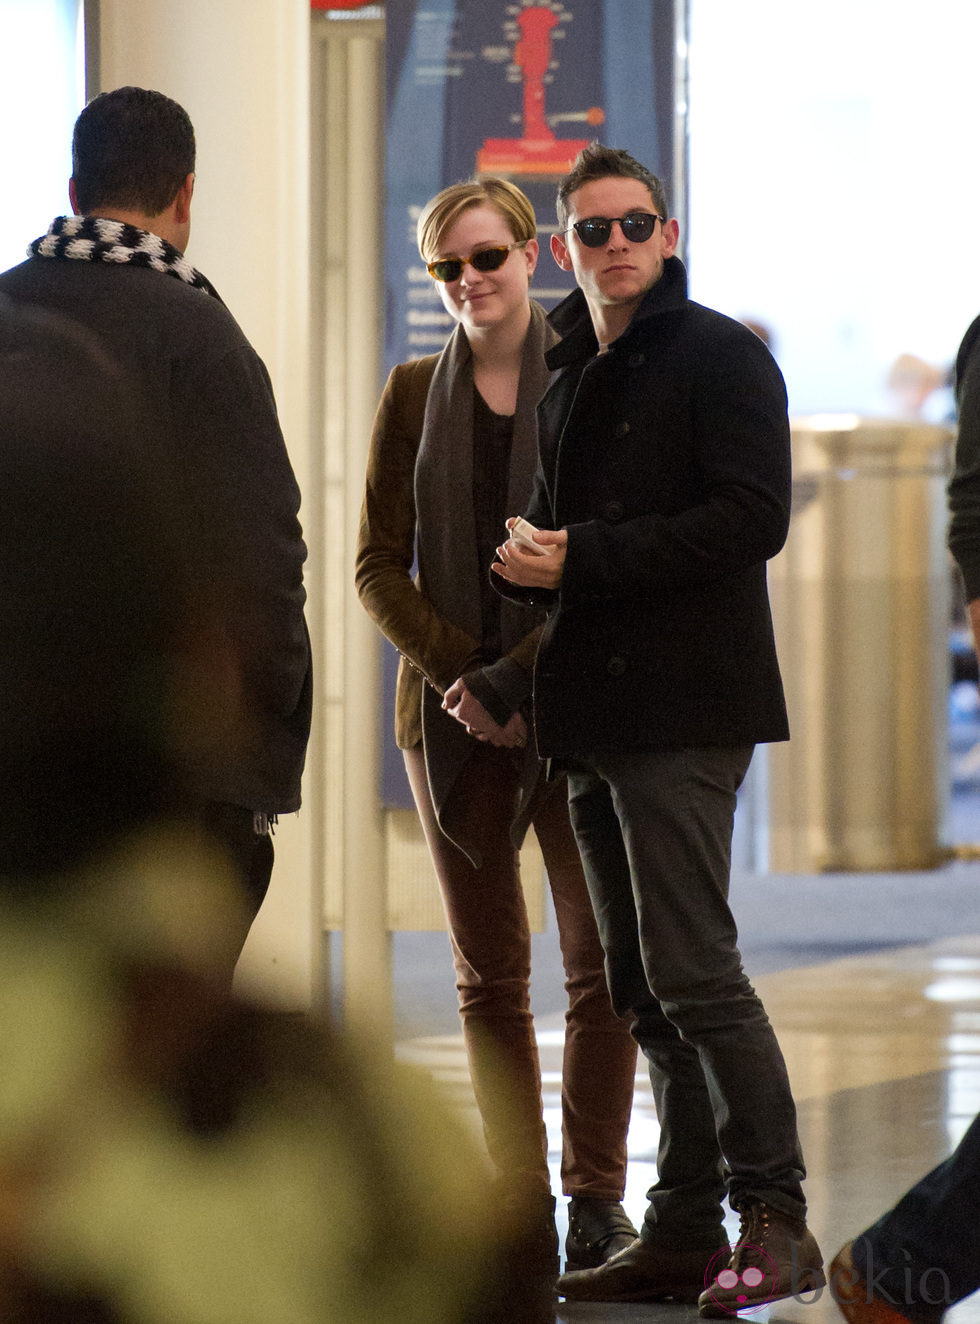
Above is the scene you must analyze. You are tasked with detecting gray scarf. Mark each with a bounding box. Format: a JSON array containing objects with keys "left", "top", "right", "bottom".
[
  {"left": 414, "top": 300, "right": 554, "bottom": 645},
  {"left": 412, "top": 301, "right": 556, "bottom": 865}
]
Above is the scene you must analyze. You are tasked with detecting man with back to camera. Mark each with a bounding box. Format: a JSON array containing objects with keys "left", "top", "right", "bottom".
[
  {"left": 492, "top": 142, "right": 823, "bottom": 1313},
  {"left": 0, "top": 87, "right": 312, "bottom": 980}
]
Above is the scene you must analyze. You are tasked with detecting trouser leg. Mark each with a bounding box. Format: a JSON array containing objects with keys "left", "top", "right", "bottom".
[
  {"left": 197, "top": 801, "right": 274, "bottom": 986},
  {"left": 850, "top": 1112, "right": 980, "bottom": 1323},
  {"left": 530, "top": 774, "right": 637, "bottom": 1200},
  {"left": 568, "top": 747, "right": 806, "bottom": 1234},
  {"left": 567, "top": 764, "right": 727, "bottom": 1246},
  {"left": 404, "top": 744, "right": 550, "bottom": 1199}
]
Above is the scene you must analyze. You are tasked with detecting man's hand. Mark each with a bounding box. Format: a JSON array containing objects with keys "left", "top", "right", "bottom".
[
  {"left": 443, "top": 678, "right": 529, "bottom": 748},
  {"left": 491, "top": 519, "right": 567, "bottom": 589}
]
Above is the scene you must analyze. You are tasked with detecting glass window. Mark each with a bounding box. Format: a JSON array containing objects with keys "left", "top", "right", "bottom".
[
  {"left": 689, "top": 0, "right": 977, "bottom": 418},
  {"left": 0, "top": 0, "right": 85, "bottom": 273}
]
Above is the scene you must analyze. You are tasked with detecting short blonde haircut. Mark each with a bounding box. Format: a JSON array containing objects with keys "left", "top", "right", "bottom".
[{"left": 417, "top": 177, "right": 537, "bottom": 263}]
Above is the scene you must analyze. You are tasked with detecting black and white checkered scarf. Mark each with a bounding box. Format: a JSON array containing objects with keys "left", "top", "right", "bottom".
[{"left": 29, "top": 216, "right": 222, "bottom": 302}]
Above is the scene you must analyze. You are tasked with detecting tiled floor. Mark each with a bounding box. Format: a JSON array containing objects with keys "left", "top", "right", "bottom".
[{"left": 397, "top": 882, "right": 980, "bottom": 1321}]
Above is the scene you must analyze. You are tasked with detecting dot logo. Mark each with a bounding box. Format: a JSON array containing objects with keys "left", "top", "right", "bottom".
[{"left": 701, "top": 1244, "right": 780, "bottom": 1314}]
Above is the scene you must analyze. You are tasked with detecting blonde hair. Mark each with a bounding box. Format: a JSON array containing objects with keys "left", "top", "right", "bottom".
[{"left": 417, "top": 177, "right": 537, "bottom": 262}]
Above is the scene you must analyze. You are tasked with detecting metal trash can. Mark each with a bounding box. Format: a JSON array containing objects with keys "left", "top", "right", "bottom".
[{"left": 767, "top": 415, "right": 954, "bottom": 872}]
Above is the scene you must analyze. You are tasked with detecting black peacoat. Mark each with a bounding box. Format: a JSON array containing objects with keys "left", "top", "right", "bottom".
[{"left": 506, "top": 256, "right": 791, "bottom": 759}]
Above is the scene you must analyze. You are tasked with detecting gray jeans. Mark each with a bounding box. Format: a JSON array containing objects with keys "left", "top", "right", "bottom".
[{"left": 565, "top": 744, "right": 806, "bottom": 1247}]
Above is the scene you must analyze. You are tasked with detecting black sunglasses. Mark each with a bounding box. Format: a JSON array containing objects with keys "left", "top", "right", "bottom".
[
  {"left": 568, "top": 212, "right": 662, "bottom": 248},
  {"left": 426, "top": 242, "right": 525, "bottom": 283}
]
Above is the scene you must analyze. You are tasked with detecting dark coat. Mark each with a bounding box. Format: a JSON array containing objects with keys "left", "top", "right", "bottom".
[
  {"left": 507, "top": 256, "right": 791, "bottom": 759},
  {"left": 0, "top": 256, "right": 312, "bottom": 813},
  {"left": 948, "top": 314, "right": 980, "bottom": 599}
]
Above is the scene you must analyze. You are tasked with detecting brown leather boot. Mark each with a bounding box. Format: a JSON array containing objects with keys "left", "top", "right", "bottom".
[
  {"left": 558, "top": 1235, "right": 728, "bottom": 1303},
  {"left": 699, "top": 1200, "right": 825, "bottom": 1317}
]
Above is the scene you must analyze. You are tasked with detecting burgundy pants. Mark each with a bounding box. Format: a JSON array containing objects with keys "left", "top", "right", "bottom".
[{"left": 404, "top": 743, "right": 636, "bottom": 1202}]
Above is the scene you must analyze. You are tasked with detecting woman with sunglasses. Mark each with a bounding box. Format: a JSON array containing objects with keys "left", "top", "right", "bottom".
[{"left": 356, "top": 178, "right": 638, "bottom": 1298}]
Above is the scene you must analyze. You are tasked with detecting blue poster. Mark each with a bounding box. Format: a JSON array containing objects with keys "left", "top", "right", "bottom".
[{"left": 381, "top": 0, "right": 686, "bottom": 805}]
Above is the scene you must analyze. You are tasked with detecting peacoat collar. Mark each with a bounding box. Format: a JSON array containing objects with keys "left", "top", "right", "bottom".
[{"left": 545, "top": 254, "right": 691, "bottom": 369}]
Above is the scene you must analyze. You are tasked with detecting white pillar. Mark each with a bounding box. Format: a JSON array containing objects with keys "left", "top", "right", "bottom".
[
  {"left": 96, "top": 0, "right": 321, "bottom": 1008},
  {"left": 315, "top": 23, "right": 391, "bottom": 1039}
]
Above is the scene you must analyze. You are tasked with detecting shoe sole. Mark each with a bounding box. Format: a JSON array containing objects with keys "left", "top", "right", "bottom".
[
  {"left": 560, "top": 1282, "right": 704, "bottom": 1304},
  {"left": 563, "top": 1244, "right": 642, "bottom": 1273},
  {"left": 564, "top": 1239, "right": 639, "bottom": 1272},
  {"left": 563, "top": 1257, "right": 631, "bottom": 1273}
]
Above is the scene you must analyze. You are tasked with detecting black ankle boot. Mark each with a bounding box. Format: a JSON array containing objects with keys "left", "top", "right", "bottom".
[{"left": 565, "top": 1197, "right": 638, "bottom": 1270}]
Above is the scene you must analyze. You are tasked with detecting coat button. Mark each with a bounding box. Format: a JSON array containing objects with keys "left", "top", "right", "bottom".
[
  {"left": 606, "top": 656, "right": 627, "bottom": 677},
  {"left": 602, "top": 500, "right": 624, "bottom": 521},
  {"left": 615, "top": 420, "right": 631, "bottom": 438},
  {"left": 628, "top": 352, "right": 646, "bottom": 368}
]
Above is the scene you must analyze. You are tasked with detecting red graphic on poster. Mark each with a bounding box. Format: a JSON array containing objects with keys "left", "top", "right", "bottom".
[{"left": 477, "top": 3, "right": 603, "bottom": 176}]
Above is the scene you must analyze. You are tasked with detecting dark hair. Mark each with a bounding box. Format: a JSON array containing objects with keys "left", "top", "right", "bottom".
[
  {"left": 72, "top": 86, "right": 196, "bottom": 216},
  {"left": 556, "top": 142, "right": 668, "bottom": 229}
]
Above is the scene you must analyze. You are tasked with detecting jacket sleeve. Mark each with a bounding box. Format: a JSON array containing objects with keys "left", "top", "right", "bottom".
[
  {"left": 560, "top": 327, "right": 791, "bottom": 606},
  {"left": 949, "top": 319, "right": 980, "bottom": 601},
  {"left": 490, "top": 458, "right": 559, "bottom": 611},
  {"left": 461, "top": 632, "right": 540, "bottom": 726},
  {"left": 355, "top": 363, "right": 480, "bottom": 694},
  {"left": 181, "top": 342, "right": 311, "bottom": 724}
]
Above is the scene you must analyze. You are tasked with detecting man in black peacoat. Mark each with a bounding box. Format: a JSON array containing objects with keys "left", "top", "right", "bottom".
[{"left": 494, "top": 144, "right": 823, "bottom": 1315}]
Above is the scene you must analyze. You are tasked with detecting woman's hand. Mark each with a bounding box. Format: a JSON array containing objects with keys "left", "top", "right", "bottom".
[{"left": 443, "top": 679, "right": 528, "bottom": 748}]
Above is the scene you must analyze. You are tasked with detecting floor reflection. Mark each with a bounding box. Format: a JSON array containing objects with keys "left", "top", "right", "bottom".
[{"left": 399, "top": 932, "right": 980, "bottom": 1322}]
